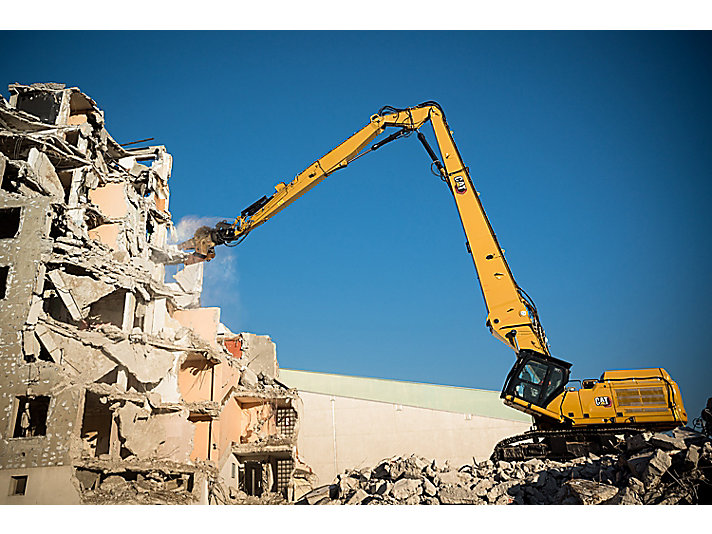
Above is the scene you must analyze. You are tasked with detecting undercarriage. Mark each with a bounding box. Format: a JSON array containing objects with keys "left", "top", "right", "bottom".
[{"left": 491, "top": 426, "right": 648, "bottom": 461}]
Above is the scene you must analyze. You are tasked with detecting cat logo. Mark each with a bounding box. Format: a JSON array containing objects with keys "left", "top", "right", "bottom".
[
  {"left": 453, "top": 175, "right": 467, "bottom": 194},
  {"left": 594, "top": 396, "right": 612, "bottom": 407}
]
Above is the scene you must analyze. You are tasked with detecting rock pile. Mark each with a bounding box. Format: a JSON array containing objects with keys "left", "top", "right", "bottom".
[{"left": 297, "top": 428, "right": 711, "bottom": 505}]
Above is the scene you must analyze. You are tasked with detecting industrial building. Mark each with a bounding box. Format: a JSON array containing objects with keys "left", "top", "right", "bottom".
[{"left": 279, "top": 369, "right": 531, "bottom": 485}]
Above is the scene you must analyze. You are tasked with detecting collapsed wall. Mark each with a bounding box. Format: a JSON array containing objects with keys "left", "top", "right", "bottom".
[{"left": 0, "top": 82, "right": 311, "bottom": 504}]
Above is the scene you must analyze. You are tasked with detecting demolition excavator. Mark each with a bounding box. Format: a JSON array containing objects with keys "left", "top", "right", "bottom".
[{"left": 180, "top": 102, "right": 687, "bottom": 460}]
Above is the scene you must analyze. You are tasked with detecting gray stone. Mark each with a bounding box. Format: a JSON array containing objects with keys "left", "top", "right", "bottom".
[
  {"left": 338, "top": 475, "right": 359, "bottom": 497},
  {"left": 703, "top": 442, "right": 712, "bottom": 459},
  {"left": 487, "top": 481, "right": 517, "bottom": 502},
  {"left": 422, "top": 477, "right": 437, "bottom": 497},
  {"left": 494, "top": 494, "right": 514, "bottom": 505},
  {"left": 368, "top": 480, "right": 392, "bottom": 495},
  {"left": 439, "top": 485, "right": 482, "bottom": 505},
  {"left": 435, "top": 470, "right": 470, "bottom": 487},
  {"left": 580, "top": 462, "right": 599, "bottom": 478},
  {"left": 101, "top": 475, "right": 129, "bottom": 490},
  {"left": 541, "top": 475, "right": 559, "bottom": 497},
  {"left": 403, "top": 494, "right": 420, "bottom": 505},
  {"left": 608, "top": 486, "right": 643, "bottom": 505},
  {"left": 523, "top": 458, "right": 544, "bottom": 471},
  {"left": 472, "top": 478, "right": 493, "bottom": 497},
  {"left": 534, "top": 470, "right": 549, "bottom": 488},
  {"left": 345, "top": 488, "right": 369, "bottom": 505},
  {"left": 649, "top": 433, "right": 686, "bottom": 451},
  {"left": 683, "top": 445, "right": 700, "bottom": 469},
  {"left": 409, "top": 455, "right": 429, "bottom": 471},
  {"left": 642, "top": 449, "right": 672, "bottom": 486},
  {"left": 525, "top": 485, "right": 547, "bottom": 505},
  {"left": 372, "top": 460, "right": 393, "bottom": 480},
  {"left": 625, "top": 450, "right": 655, "bottom": 478},
  {"left": 240, "top": 367, "right": 258, "bottom": 388},
  {"left": 300, "top": 485, "right": 332, "bottom": 505},
  {"left": 626, "top": 432, "right": 652, "bottom": 452},
  {"left": 390, "top": 478, "right": 422, "bottom": 501},
  {"left": 564, "top": 479, "right": 619, "bottom": 505}
]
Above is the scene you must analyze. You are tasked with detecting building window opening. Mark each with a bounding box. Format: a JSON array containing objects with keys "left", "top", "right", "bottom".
[
  {"left": 275, "top": 458, "right": 294, "bottom": 498},
  {"left": 13, "top": 396, "right": 50, "bottom": 438},
  {"left": 15, "top": 90, "right": 62, "bottom": 124},
  {"left": 242, "top": 462, "right": 263, "bottom": 497},
  {"left": 80, "top": 391, "right": 112, "bottom": 457},
  {"left": 0, "top": 266, "right": 9, "bottom": 299},
  {"left": 0, "top": 207, "right": 22, "bottom": 239},
  {"left": 231, "top": 463, "right": 236, "bottom": 479},
  {"left": 37, "top": 339, "right": 54, "bottom": 362},
  {"left": 9, "top": 475, "right": 28, "bottom": 496},
  {"left": 276, "top": 407, "right": 296, "bottom": 437},
  {"left": 87, "top": 289, "right": 127, "bottom": 328},
  {"left": 1, "top": 162, "right": 21, "bottom": 194}
]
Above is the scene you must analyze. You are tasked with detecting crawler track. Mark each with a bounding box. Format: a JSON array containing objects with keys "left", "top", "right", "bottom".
[{"left": 491, "top": 426, "right": 645, "bottom": 461}]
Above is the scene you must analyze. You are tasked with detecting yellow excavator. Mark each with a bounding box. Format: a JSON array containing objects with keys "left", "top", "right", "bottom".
[{"left": 180, "top": 102, "right": 687, "bottom": 459}]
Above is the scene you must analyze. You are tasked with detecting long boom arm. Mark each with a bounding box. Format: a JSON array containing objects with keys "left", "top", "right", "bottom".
[{"left": 180, "top": 102, "right": 549, "bottom": 357}]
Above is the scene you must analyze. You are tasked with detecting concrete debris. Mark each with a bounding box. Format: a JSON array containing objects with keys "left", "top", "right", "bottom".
[
  {"left": 296, "top": 428, "right": 712, "bottom": 505},
  {"left": 563, "top": 479, "right": 619, "bottom": 505},
  {"left": 239, "top": 332, "right": 278, "bottom": 379},
  {"left": 0, "top": 82, "right": 310, "bottom": 505}
]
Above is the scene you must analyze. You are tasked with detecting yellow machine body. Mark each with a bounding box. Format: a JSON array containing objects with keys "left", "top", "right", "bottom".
[{"left": 504, "top": 366, "right": 687, "bottom": 429}]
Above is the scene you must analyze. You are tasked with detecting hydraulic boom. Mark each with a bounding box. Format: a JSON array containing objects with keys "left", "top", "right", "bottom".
[{"left": 181, "top": 102, "right": 687, "bottom": 459}]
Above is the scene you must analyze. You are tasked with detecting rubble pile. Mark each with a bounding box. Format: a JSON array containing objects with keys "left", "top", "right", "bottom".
[
  {"left": 0, "top": 82, "right": 307, "bottom": 504},
  {"left": 298, "top": 428, "right": 712, "bottom": 505}
]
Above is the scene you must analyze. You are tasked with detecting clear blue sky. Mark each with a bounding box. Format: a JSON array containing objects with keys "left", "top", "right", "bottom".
[{"left": 2, "top": 31, "right": 710, "bottom": 420}]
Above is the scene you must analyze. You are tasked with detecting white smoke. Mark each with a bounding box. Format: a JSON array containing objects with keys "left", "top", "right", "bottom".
[
  {"left": 170, "top": 215, "right": 231, "bottom": 244},
  {"left": 172, "top": 215, "right": 242, "bottom": 326}
]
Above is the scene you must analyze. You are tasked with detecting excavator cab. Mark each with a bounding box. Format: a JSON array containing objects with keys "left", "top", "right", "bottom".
[{"left": 502, "top": 350, "right": 571, "bottom": 410}]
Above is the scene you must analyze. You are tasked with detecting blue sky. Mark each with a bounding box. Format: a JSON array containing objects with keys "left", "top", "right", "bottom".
[{"left": 2, "top": 31, "right": 710, "bottom": 420}]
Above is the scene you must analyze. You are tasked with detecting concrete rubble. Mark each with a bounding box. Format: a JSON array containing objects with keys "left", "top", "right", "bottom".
[
  {"left": 297, "top": 428, "right": 712, "bottom": 505},
  {"left": 0, "top": 82, "right": 312, "bottom": 504}
]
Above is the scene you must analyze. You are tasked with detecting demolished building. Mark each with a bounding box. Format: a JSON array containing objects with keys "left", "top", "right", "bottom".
[{"left": 0, "top": 82, "right": 310, "bottom": 505}]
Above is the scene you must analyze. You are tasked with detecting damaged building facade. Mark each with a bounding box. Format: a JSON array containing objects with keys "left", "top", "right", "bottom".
[{"left": 0, "top": 83, "right": 309, "bottom": 504}]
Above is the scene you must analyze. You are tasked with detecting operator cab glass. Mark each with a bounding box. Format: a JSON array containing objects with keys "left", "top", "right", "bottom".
[{"left": 502, "top": 350, "right": 571, "bottom": 409}]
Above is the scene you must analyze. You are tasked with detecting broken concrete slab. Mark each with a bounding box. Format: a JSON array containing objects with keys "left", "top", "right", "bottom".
[
  {"left": 389, "top": 478, "right": 422, "bottom": 501},
  {"left": 55, "top": 331, "right": 117, "bottom": 383},
  {"left": 434, "top": 470, "right": 470, "bottom": 487},
  {"left": 439, "top": 485, "right": 482, "bottom": 504},
  {"left": 173, "top": 262, "right": 203, "bottom": 294},
  {"left": 34, "top": 323, "right": 62, "bottom": 363},
  {"left": 117, "top": 403, "right": 194, "bottom": 462},
  {"left": 22, "top": 329, "right": 41, "bottom": 358},
  {"left": 52, "top": 271, "right": 116, "bottom": 313},
  {"left": 649, "top": 432, "right": 687, "bottom": 451},
  {"left": 101, "top": 340, "right": 177, "bottom": 384},
  {"left": 345, "top": 488, "right": 369, "bottom": 505},
  {"left": 48, "top": 269, "right": 84, "bottom": 321},
  {"left": 642, "top": 449, "right": 672, "bottom": 486},
  {"left": 564, "top": 479, "right": 619, "bottom": 505},
  {"left": 27, "top": 147, "right": 64, "bottom": 199},
  {"left": 239, "top": 332, "right": 278, "bottom": 379}
]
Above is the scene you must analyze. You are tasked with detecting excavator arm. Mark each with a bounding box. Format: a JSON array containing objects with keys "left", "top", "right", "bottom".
[{"left": 180, "top": 102, "right": 549, "bottom": 357}]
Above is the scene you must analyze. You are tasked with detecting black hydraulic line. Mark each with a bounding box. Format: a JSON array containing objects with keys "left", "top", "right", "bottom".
[
  {"left": 241, "top": 195, "right": 272, "bottom": 218},
  {"left": 371, "top": 128, "right": 408, "bottom": 151},
  {"left": 416, "top": 132, "right": 446, "bottom": 176}
]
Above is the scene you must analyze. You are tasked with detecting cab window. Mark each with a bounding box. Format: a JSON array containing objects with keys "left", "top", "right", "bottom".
[
  {"left": 518, "top": 361, "right": 548, "bottom": 385},
  {"left": 543, "top": 367, "right": 565, "bottom": 400}
]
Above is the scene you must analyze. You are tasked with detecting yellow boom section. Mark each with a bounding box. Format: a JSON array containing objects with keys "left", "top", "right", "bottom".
[{"left": 193, "top": 103, "right": 549, "bottom": 356}]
